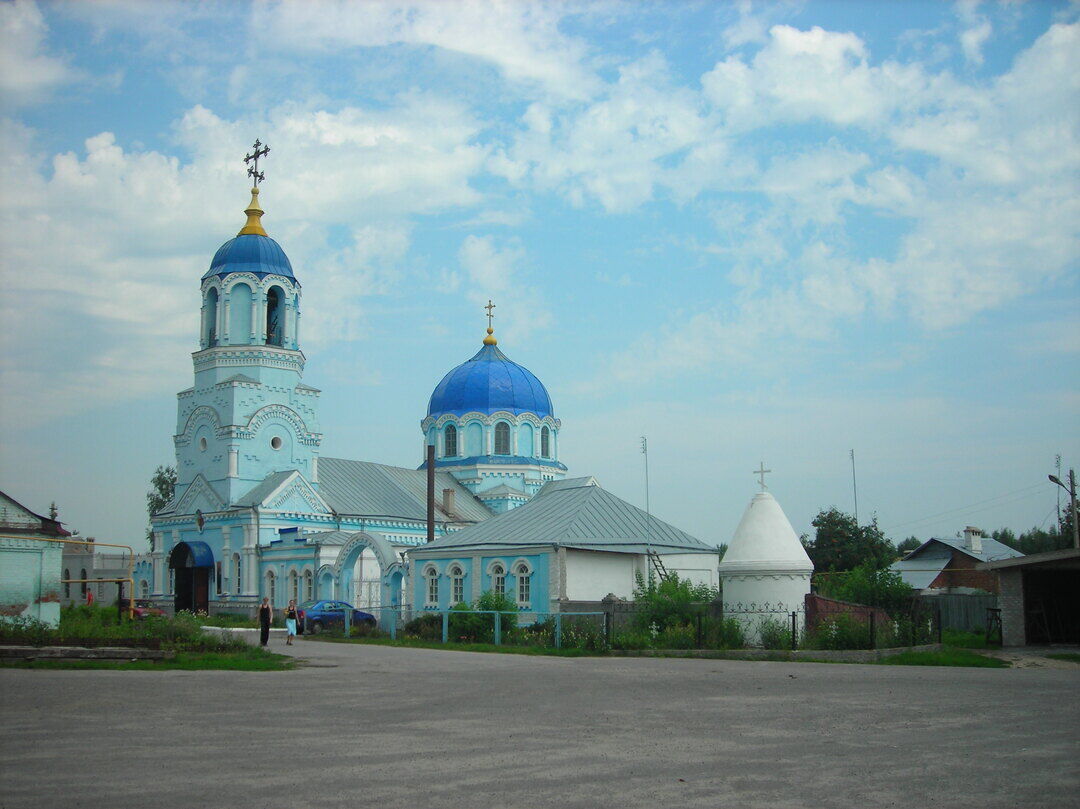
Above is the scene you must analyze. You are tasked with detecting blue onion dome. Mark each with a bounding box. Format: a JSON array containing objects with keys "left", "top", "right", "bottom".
[
  {"left": 428, "top": 330, "right": 554, "bottom": 419},
  {"left": 202, "top": 187, "right": 297, "bottom": 283}
]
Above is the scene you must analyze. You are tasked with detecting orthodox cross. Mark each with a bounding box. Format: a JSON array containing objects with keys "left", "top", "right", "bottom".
[
  {"left": 754, "top": 461, "right": 772, "bottom": 491},
  {"left": 244, "top": 139, "right": 270, "bottom": 186},
  {"left": 485, "top": 299, "right": 496, "bottom": 329}
]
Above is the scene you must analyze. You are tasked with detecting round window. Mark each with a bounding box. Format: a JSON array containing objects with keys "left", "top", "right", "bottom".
[
  {"left": 199, "top": 437, "right": 207, "bottom": 451},
  {"left": 270, "top": 436, "right": 283, "bottom": 450}
]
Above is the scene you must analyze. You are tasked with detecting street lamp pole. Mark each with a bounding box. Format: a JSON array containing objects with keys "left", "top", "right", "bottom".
[{"left": 1048, "top": 469, "right": 1079, "bottom": 550}]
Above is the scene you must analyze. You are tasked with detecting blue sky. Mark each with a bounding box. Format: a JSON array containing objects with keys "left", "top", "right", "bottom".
[{"left": 0, "top": 0, "right": 1077, "bottom": 550}]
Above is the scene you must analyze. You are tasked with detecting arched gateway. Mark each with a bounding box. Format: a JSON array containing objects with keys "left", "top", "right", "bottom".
[
  {"left": 169, "top": 541, "right": 214, "bottom": 614},
  {"left": 330, "top": 532, "right": 405, "bottom": 627}
]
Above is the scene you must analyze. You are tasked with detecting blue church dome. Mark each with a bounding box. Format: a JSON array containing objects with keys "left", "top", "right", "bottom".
[
  {"left": 428, "top": 343, "right": 554, "bottom": 419},
  {"left": 202, "top": 234, "right": 296, "bottom": 283}
]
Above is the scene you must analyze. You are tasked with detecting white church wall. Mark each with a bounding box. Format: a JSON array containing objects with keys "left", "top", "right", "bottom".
[
  {"left": 563, "top": 550, "right": 636, "bottom": 600},
  {"left": 660, "top": 553, "right": 719, "bottom": 589}
]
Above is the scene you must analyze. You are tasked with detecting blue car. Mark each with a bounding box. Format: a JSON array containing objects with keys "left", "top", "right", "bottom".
[{"left": 298, "top": 600, "right": 375, "bottom": 634}]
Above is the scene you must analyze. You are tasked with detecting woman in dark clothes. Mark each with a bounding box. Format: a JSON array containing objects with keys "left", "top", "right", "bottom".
[{"left": 258, "top": 597, "right": 273, "bottom": 646}]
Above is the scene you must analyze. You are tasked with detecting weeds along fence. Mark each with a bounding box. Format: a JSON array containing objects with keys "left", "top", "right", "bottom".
[{"left": 326, "top": 600, "right": 941, "bottom": 653}]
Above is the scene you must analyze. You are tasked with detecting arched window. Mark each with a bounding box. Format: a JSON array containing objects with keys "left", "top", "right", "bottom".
[
  {"left": 303, "top": 570, "right": 313, "bottom": 601},
  {"left": 233, "top": 553, "right": 241, "bottom": 594},
  {"left": 64, "top": 569, "right": 70, "bottom": 599},
  {"left": 424, "top": 566, "right": 439, "bottom": 607},
  {"left": 229, "top": 282, "right": 253, "bottom": 344},
  {"left": 494, "top": 422, "right": 510, "bottom": 455},
  {"left": 449, "top": 564, "right": 464, "bottom": 604},
  {"left": 266, "top": 571, "right": 276, "bottom": 605},
  {"left": 490, "top": 563, "right": 506, "bottom": 596},
  {"left": 541, "top": 426, "right": 550, "bottom": 458},
  {"left": 204, "top": 288, "right": 219, "bottom": 346},
  {"left": 444, "top": 424, "right": 457, "bottom": 458},
  {"left": 80, "top": 568, "right": 87, "bottom": 596},
  {"left": 266, "top": 286, "right": 284, "bottom": 346},
  {"left": 139, "top": 580, "right": 149, "bottom": 598},
  {"left": 514, "top": 562, "right": 531, "bottom": 606},
  {"left": 289, "top": 569, "right": 299, "bottom": 602}
]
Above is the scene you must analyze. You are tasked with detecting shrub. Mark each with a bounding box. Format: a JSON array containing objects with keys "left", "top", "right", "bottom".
[
  {"left": 817, "top": 562, "right": 914, "bottom": 613},
  {"left": 612, "top": 629, "right": 652, "bottom": 650},
  {"left": 403, "top": 612, "right": 443, "bottom": 641},
  {"left": 655, "top": 624, "right": 696, "bottom": 649},
  {"left": 803, "top": 614, "right": 871, "bottom": 650},
  {"left": 704, "top": 617, "right": 746, "bottom": 650},
  {"left": 632, "top": 573, "right": 717, "bottom": 632},
  {"left": 758, "top": 617, "right": 793, "bottom": 650}
]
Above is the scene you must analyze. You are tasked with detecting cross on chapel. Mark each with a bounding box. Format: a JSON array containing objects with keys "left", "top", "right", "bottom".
[
  {"left": 754, "top": 461, "right": 772, "bottom": 491},
  {"left": 245, "top": 139, "right": 270, "bottom": 186},
  {"left": 485, "top": 299, "right": 496, "bottom": 329}
]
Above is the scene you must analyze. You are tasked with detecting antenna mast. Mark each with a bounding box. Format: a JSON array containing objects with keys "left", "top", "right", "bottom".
[
  {"left": 641, "top": 436, "right": 652, "bottom": 587},
  {"left": 850, "top": 449, "right": 859, "bottom": 525}
]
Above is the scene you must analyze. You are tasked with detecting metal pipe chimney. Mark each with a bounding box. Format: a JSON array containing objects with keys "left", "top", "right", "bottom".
[{"left": 426, "top": 444, "right": 435, "bottom": 543}]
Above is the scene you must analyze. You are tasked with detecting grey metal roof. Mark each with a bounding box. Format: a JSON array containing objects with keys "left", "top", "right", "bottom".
[
  {"left": 317, "top": 458, "right": 491, "bottom": 523},
  {"left": 890, "top": 557, "right": 949, "bottom": 590},
  {"left": 418, "top": 479, "right": 716, "bottom": 555},
  {"left": 478, "top": 484, "right": 530, "bottom": 498},
  {"left": 301, "top": 530, "right": 350, "bottom": 546},
  {"left": 905, "top": 536, "right": 1023, "bottom": 564},
  {"left": 235, "top": 471, "right": 296, "bottom": 508}
]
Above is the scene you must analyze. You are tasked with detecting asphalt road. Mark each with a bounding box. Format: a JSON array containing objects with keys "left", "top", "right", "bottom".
[{"left": 2, "top": 638, "right": 1078, "bottom": 809}]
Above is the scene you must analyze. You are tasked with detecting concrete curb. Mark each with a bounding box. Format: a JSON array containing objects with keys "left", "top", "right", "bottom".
[
  {"left": 1, "top": 645, "right": 175, "bottom": 661},
  {"left": 608, "top": 643, "right": 943, "bottom": 662}
]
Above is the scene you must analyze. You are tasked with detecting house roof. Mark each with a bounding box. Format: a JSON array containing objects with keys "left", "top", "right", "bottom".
[
  {"left": 0, "top": 489, "right": 69, "bottom": 536},
  {"left": 890, "top": 557, "right": 950, "bottom": 590},
  {"left": 902, "top": 536, "right": 1023, "bottom": 564},
  {"left": 978, "top": 547, "right": 1080, "bottom": 570},
  {"left": 415, "top": 478, "right": 716, "bottom": 555},
  {"left": 234, "top": 471, "right": 295, "bottom": 508},
  {"left": 317, "top": 458, "right": 491, "bottom": 524}
]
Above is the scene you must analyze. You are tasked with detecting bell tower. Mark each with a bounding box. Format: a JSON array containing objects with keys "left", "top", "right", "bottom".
[{"left": 173, "top": 142, "right": 322, "bottom": 507}]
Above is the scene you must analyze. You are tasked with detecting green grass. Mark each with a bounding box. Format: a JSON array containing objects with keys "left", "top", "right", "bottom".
[
  {"left": 876, "top": 648, "right": 1009, "bottom": 668},
  {"left": 0, "top": 648, "right": 295, "bottom": 671},
  {"left": 942, "top": 629, "right": 992, "bottom": 649},
  {"left": 1045, "top": 652, "right": 1080, "bottom": 663}
]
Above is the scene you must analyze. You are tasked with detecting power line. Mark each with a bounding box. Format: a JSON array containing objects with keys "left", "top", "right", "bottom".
[{"left": 886, "top": 482, "right": 1048, "bottom": 532}]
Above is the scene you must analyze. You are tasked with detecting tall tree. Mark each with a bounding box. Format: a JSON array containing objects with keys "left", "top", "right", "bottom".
[
  {"left": 896, "top": 536, "right": 921, "bottom": 555},
  {"left": 803, "top": 507, "right": 896, "bottom": 572},
  {"left": 146, "top": 465, "right": 177, "bottom": 550}
]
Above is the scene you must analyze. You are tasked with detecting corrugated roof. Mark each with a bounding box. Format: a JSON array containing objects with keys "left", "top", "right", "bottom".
[
  {"left": 318, "top": 458, "right": 491, "bottom": 523},
  {"left": 418, "top": 481, "right": 716, "bottom": 555}
]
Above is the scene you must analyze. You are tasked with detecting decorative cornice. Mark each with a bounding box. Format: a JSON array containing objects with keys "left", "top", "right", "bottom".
[{"left": 192, "top": 345, "right": 306, "bottom": 374}]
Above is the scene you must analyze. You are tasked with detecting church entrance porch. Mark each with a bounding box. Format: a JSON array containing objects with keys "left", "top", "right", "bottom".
[{"left": 169, "top": 541, "right": 214, "bottom": 614}]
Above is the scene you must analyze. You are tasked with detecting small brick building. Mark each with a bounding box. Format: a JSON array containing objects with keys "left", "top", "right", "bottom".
[
  {"left": 979, "top": 548, "right": 1080, "bottom": 646},
  {"left": 891, "top": 527, "right": 1022, "bottom": 594}
]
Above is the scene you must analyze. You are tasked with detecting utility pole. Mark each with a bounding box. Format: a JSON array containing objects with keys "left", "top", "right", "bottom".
[
  {"left": 1055, "top": 454, "right": 1062, "bottom": 526},
  {"left": 641, "top": 436, "right": 652, "bottom": 587},
  {"left": 1048, "top": 469, "right": 1078, "bottom": 550},
  {"left": 850, "top": 449, "right": 859, "bottom": 525}
]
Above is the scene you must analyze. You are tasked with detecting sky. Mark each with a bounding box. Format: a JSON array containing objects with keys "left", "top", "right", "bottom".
[{"left": 0, "top": 0, "right": 1077, "bottom": 552}]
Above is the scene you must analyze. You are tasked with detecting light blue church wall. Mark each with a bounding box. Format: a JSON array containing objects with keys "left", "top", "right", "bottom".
[{"left": 412, "top": 552, "right": 550, "bottom": 615}]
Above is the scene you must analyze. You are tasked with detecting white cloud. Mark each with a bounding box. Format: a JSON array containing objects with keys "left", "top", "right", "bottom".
[
  {"left": 457, "top": 235, "right": 551, "bottom": 344},
  {"left": 0, "top": 0, "right": 73, "bottom": 105},
  {"left": 256, "top": 0, "right": 600, "bottom": 101},
  {"left": 957, "top": 0, "right": 993, "bottom": 65}
]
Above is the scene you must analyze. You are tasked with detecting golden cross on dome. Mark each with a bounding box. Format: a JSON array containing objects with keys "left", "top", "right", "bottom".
[
  {"left": 483, "top": 300, "right": 498, "bottom": 346},
  {"left": 244, "top": 139, "right": 270, "bottom": 186}
]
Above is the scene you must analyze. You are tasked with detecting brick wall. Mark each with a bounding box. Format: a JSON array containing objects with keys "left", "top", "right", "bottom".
[
  {"left": 929, "top": 550, "right": 1001, "bottom": 593},
  {"left": 997, "top": 569, "right": 1026, "bottom": 646}
]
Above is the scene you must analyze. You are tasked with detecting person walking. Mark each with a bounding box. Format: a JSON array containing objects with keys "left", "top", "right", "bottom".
[
  {"left": 284, "top": 599, "right": 299, "bottom": 646},
  {"left": 258, "top": 596, "right": 273, "bottom": 647}
]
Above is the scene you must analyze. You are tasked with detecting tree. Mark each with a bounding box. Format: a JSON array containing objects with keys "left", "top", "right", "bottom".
[
  {"left": 817, "top": 561, "right": 914, "bottom": 612},
  {"left": 146, "top": 465, "right": 177, "bottom": 550},
  {"left": 896, "top": 536, "right": 921, "bottom": 555},
  {"left": 802, "top": 507, "right": 896, "bottom": 573}
]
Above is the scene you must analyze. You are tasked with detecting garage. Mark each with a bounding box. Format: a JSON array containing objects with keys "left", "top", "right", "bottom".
[{"left": 980, "top": 548, "right": 1080, "bottom": 646}]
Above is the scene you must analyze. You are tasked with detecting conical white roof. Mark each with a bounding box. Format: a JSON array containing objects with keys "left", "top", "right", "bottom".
[{"left": 718, "top": 491, "right": 814, "bottom": 575}]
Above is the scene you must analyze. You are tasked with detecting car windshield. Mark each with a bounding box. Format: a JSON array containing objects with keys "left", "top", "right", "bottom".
[{"left": 298, "top": 601, "right": 319, "bottom": 610}]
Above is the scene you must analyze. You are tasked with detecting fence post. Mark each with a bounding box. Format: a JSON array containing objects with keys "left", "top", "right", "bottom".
[
  {"left": 910, "top": 610, "right": 916, "bottom": 647},
  {"left": 555, "top": 613, "right": 562, "bottom": 650},
  {"left": 604, "top": 611, "right": 613, "bottom": 648},
  {"left": 869, "top": 612, "right": 876, "bottom": 650},
  {"left": 344, "top": 607, "right": 351, "bottom": 638},
  {"left": 495, "top": 611, "right": 502, "bottom": 646},
  {"left": 441, "top": 611, "right": 448, "bottom": 644},
  {"left": 696, "top": 613, "right": 703, "bottom": 648},
  {"left": 936, "top": 607, "right": 942, "bottom": 644},
  {"left": 791, "top": 611, "right": 797, "bottom": 651},
  {"left": 389, "top": 608, "right": 397, "bottom": 641}
]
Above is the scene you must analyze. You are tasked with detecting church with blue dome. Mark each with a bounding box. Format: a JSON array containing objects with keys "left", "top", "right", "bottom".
[{"left": 148, "top": 150, "right": 719, "bottom": 623}]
